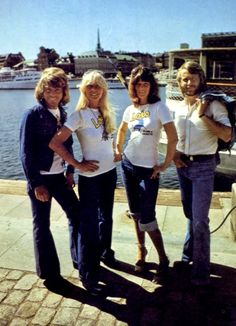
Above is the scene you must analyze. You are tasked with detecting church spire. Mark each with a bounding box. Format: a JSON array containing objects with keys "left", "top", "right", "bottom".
[{"left": 96, "top": 28, "right": 103, "bottom": 53}]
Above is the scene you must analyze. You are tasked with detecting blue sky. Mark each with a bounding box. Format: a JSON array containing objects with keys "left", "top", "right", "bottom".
[{"left": 1, "top": 0, "right": 236, "bottom": 60}]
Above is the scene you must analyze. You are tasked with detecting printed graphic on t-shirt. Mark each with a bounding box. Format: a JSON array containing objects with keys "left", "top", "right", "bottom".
[
  {"left": 91, "top": 115, "right": 104, "bottom": 129},
  {"left": 131, "top": 111, "right": 153, "bottom": 136},
  {"left": 90, "top": 114, "right": 113, "bottom": 141},
  {"left": 131, "top": 111, "right": 150, "bottom": 121}
]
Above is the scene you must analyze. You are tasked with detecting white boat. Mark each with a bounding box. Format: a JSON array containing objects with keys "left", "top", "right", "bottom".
[
  {"left": 160, "top": 98, "right": 236, "bottom": 176},
  {"left": 0, "top": 67, "right": 126, "bottom": 90},
  {"left": 0, "top": 67, "right": 41, "bottom": 89}
]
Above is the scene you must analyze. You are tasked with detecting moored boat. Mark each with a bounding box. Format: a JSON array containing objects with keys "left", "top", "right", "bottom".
[
  {"left": 0, "top": 67, "right": 41, "bottom": 89},
  {"left": 0, "top": 67, "right": 126, "bottom": 90}
]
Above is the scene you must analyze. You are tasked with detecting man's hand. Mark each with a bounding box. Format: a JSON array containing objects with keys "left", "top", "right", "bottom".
[
  {"left": 66, "top": 173, "right": 75, "bottom": 189},
  {"left": 197, "top": 99, "right": 209, "bottom": 117},
  {"left": 35, "top": 185, "right": 50, "bottom": 202}
]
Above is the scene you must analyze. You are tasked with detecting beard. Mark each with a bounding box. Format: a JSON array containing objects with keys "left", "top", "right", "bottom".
[{"left": 180, "top": 84, "right": 202, "bottom": 97}]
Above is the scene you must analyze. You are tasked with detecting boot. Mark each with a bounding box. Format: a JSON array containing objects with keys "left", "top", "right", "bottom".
[
  {"left": 135, "top": 244, "right": 148, "bottom": 272},
  {"left": 132, "top": 218, "right": 147, "bottom": 272},
  {"left": 148, "top": 229, "right": 169, "bottom": 283}
]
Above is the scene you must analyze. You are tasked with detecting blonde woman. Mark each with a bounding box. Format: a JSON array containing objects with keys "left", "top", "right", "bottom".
[
  {"left": 20, "top": 67, "right": 80, "bottom": 293},
  {"left": 49, "top": 70, "right": 118, "bottom": 295}
]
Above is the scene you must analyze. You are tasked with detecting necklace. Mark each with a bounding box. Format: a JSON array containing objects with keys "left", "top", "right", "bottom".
[
  {"left": 89, "top": 108, "right": 108, "bottom": 140},
  {"left": 89, "top": 108, "right": 104, "bottom": 128}
]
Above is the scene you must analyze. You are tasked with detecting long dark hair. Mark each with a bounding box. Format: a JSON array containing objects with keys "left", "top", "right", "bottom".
[{"left": 129, "top": 65, "right": 160, "bottom": 106}]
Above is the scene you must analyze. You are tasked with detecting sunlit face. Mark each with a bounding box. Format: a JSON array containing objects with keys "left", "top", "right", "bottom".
[
  {"left": 43, "top": 86, "right": 63, "bottom": 109},
  {"left": 85, "top": 84, "right": 104, "bottom": 107},
  {"left": 179, "top": 69, "right": 201, "bottom": 97},
  {"left": 135, "top": 80, "right": 151, "bottom": 104}
]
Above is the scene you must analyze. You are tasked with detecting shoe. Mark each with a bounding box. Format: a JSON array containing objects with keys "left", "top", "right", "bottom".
[
  {"left": 134, "top": 245, "right": 148, "bottom": 273},
  {"left": 82, "top": 281, "right": 105, "bottom": 296},
  {"left": 101, "top": 250, "right": 118, "bottom": 268},
  {"left": 173, "top": 260, "right": 191, "bottom": 273},
  {"left": 152, "top": 257, "right": 170, "bottom": 284},
  {"left": 101, "top": 255, "right": 118, "bottom": 268},
  {"left": 43, "top": 275, "right": 74, "bottom": 295}
]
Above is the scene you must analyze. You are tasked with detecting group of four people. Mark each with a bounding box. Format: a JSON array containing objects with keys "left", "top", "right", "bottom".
[{"left": 20, "top": 61, "right": 231, "bottom": 296}]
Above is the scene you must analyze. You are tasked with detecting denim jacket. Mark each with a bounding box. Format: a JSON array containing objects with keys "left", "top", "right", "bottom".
[
  {"left": 20, "top": 102, "right": 74, "bottom": 190},
  {"left": 199, "top": 90, "right": 235, "bottom": 106}
]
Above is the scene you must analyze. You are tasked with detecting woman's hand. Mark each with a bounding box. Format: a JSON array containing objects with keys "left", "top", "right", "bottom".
[
  {"left": 76, "top": 159, "right": 99, "bottom": 172},
  {"left": 150, "top": 164, "right": 164, "bottom": 179},
  {"left": 113, "top": 151, "right": 123, "bottom": 162},
  {"left": 173, "top": 151, "right": 187, "bottom": 168}
]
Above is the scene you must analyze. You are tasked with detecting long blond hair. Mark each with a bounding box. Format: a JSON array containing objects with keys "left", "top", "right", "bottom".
[
  {"left": 35, "top": 67, "right": 70, "bottom": 105},
  {"left": 76, "top": 70, "right": 116, "bottom": 134}
]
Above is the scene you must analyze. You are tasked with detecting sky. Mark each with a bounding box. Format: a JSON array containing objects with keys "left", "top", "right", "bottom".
[{"left": 0, "top": 0, "right": 236, "bottom": 60}]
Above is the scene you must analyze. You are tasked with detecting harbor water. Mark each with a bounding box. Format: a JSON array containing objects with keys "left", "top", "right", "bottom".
[
  {"left": 1, "top": 88, "right": 235, "bottom": 190},
  {"left": 0, "top": 87, "right": 179, "bottom": 189}
]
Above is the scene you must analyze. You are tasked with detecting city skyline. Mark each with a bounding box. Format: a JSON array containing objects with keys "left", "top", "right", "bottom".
[{"left": 0, "top": 0, "right": 236, "bottom": 60}]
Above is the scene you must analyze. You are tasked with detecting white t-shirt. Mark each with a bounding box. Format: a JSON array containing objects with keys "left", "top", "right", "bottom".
[
  {"left": 123, "top": 101, "right": 173, "bottom": 167},
  {"left": 40, "top": 108, "right": 64, "bottom": 175},
  {"left": 175, "top": 100, "right": 231, "bottom": 155},
  {"left": 65, "top": 108, "right": 116, "bottom": 177}
]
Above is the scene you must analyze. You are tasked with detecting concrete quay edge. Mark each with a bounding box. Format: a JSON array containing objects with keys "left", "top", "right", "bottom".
[{"left": 0, "top": 178, "right": 232, "bottom": 208}]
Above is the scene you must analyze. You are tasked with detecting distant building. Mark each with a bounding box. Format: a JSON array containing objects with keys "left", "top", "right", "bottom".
[
  {"left": 117, "top": 51, "right": 156, "bottom": 71},
  {"left": 202, "top": 32, "right": 236, "bottom": 47},
  {"left": 167, "top": 32, "right": 236, "bottom": 96},
  {"left": 56, "top": 56, "right": 75, "bottom": 75},
  {"left": 0, "top": 53, "right": 25, "bottom": 69},
  {"left": 113, "top": 53, "right": 137, "bottom": 76},
  {"left": 180, "top": 43, "right": 189, "bottom": 49},
  {"left": 36, "top": 47, "right": 60, "bottom": 71},
  {"left": 74, "top": 29, "right": 137, "bottom": 77}
]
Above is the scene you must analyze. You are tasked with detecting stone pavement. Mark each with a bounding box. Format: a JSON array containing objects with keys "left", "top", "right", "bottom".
[{"left": 0, "top": 183, "right": 236, "bottom": 325}]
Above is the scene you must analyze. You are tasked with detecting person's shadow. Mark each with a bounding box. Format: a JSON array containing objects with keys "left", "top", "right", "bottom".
[
  {"left": 150, "top": 262, "right": 236, "bottom": 326},
  {"left": 46, "top": 260, "right": 236, "bottom": 326},
  {"left": 59, "top": 260, "right": 160, "bottom": 325}
]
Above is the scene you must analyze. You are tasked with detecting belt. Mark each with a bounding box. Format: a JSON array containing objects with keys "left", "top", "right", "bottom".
[{"left": 181, "top": 154, "right": 215, "bottom": 162}]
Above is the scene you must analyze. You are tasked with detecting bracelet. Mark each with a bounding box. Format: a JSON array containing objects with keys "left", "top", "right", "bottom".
[{"left": 199, "top": 113, "right": 205, "bottom": 118}]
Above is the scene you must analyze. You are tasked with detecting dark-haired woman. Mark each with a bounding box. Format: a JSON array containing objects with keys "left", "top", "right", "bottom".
[{"left": 116, "top": 65, "right": 178, "bottom": 282}]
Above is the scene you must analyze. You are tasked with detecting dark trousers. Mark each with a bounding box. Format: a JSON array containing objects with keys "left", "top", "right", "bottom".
[
  {"left": 77, "top": 168, "right": 117, "bottom": 283},
  {"left": 28, "top": 173, "right": 80, "bottom": 279}
]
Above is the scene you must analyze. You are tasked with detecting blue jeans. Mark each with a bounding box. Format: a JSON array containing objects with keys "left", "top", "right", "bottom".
[
  {"left": 121, "top": 156, "right": 159, "bottom": 231},
  {"left": 177, "top": 156, "right": 216, "bottom": 285},
  {"left": 28, "top": 173, "right": 80, "bottom": 279},
  {"left": 77, "top": 168, "right": 117, "bottom": 283}
]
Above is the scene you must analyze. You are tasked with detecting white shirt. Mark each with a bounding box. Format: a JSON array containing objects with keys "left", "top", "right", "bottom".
[
  {"left": 123, "top": 101, "right": 173, "bottom": 167},
  {"left": 175, "top": 100, "right": 231, "bottom": 155},
  {"left": 40, "top": 108, "right": 64, "bottom": 175},
  {"left": 65, "top": 108, "right": 116, "bottom": 177}
]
